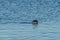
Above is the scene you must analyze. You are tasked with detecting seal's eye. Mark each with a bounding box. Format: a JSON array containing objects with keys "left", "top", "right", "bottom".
[{"left": 32, "top": 20, "right": 38, "bottom": 25}]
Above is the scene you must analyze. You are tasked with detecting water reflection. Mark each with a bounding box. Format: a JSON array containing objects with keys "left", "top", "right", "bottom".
[{"left": 32, "top": 24, "right": 38, "bottom": 29}]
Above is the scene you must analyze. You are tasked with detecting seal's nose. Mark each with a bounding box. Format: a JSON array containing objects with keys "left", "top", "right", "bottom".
[{"left": 32, "top": 20, "right": 38, "bottom": 25}]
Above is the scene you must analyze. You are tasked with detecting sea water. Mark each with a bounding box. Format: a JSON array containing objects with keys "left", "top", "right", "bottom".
[
  {"left": 0, "top": 22, "right": 60, "bottom": 40},
  {"left": 0, "top": 0, "right": 60, "bottom": 40}
]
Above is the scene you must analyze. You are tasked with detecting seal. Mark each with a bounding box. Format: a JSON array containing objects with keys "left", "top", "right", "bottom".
[{"left": 32, "top": 20, "right": 38, "bottom": 25}]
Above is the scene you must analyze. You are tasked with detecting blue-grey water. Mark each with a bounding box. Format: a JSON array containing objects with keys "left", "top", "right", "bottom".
[{"left": 0, "top": 0, "right": 60, "bottom": 40}]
